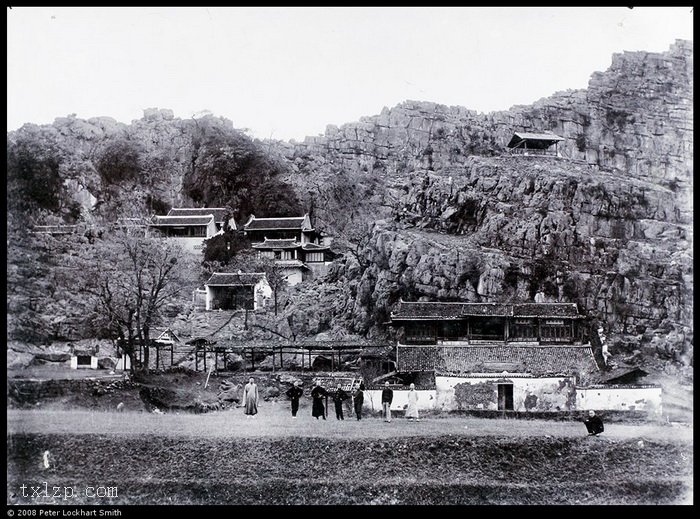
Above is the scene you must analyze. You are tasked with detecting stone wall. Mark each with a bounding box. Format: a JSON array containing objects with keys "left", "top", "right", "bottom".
[
  {"left": 576, "top": 385, "right": 663, "bottom": 416},
  {"left": 435, "top": 376, "right": 576, "bottom": 412}
]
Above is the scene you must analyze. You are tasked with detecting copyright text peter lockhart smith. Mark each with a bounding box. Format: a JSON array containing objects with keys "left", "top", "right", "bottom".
[{"left": 11, "top": 511, "right": 121, "bottom": 517}]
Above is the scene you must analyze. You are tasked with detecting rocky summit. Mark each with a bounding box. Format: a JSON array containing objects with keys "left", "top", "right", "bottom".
[{"left": 6, "top": 40, "right": 693, "bottom": 384}]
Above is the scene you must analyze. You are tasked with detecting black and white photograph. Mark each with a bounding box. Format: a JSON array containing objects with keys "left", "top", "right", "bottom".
[{"left": 6, "top": 6, "right": 693, "bottom": 508}]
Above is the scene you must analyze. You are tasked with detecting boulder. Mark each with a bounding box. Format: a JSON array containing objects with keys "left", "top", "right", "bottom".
[
  {"left": 279, "top": 373, "right": 303, "bottom": 385},
  {"left": 218, "top": 383, "right": 242, "bottom": 403},
  {"left": 7, "top": 350, "right": 34, "bottom": 370}
]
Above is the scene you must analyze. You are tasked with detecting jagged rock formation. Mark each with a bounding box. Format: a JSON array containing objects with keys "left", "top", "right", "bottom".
[
  {"left": 6, "top": 40, "right": 693, "bottom": 379},
  {"left": 270, "top": 40, "right": 693, "bottom": 375},
  {"left": 274, "top": 40, "right": 692, "bottom": 228}
]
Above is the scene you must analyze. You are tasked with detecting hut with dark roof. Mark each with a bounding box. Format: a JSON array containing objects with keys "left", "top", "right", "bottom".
[
  {"left": 204, "top": 272, "right": 272, "bottom": 311},
  {"left": 507, "top": 131, "right": 564, "bottom": 156}
]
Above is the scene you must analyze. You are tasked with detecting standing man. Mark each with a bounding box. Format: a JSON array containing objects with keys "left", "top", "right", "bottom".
[
  {"left": 286, "top": 380, "right": 303, "bottom": 418},
  {"left": 333, "top": 383, "right": 349, "bottom": 420},
  {"left": 311, "top": 380, "right": 328, "bottom": 420},
  {"left": 405, "top": 382, "right": 420, "bottom": 422},
  {"left": 353, "top": 383, "right": 365, "bottom": 421},
  {"left": 381, "top": 381, "right": 393, "bottom": 423},
  {"left": 241, "top": 377, "right": 259, "bottom": 418}
]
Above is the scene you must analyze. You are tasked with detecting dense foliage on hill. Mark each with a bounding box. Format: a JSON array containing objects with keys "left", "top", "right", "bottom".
[{"left": 6, "top": 110, "right": 302, "bottom": 226}]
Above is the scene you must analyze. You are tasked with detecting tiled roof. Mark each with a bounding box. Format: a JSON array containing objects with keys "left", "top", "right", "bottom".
[
  {"left": 507, "top": 132, "right": 565, "bottom": 148},
  {"left": 596, "top": 366, "right": 648, "bottom": 384},
  {"left": 302, "top": 243, "right": 330, "bottom": 251},
  {"left": 276, "top": 260, "right": 308, "bottom": 269},
  {"left": 512, "top": 303, "right": 580, "bottom": 318},
  {"left": 462, "top": 304, "right": 512, "bottom": 316},
  {"left": 244, "top": 216, "right": 307, "bottom": 230},
  {"left": 72, "top": 349, "right": 97, "bottom": 356},
  {"left": 392, "top": 301, "right": 582, "bottom": 320},
  {"left": 206, "top": 272, "right": 266, "bottom": 286},
  {"left": 512, "top": 131, "right": 564, "bottom": 141},
  {"left": 252, "top": 239, "right": 300, "bottom": 249},
  {"left": 397, "top": 345, "right": 598, "bottom": 376},
  {"left": 168, "top": 208, "right": 231, "bottom": 223},
  {"left": 392, "top": 302, "right": 473, "bottom": 319},
  {"left": 151, "top": 215, "right": 213, "bottom": 226}
]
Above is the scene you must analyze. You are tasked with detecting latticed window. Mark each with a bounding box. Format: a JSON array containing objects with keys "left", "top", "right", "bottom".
[
  {"left": 540, "top": 319, "right": 573, "bottom": 343},
  {"left": 511, "top": 318, "right": 537, "bottom": 341},
  {"left": 306, "top": 252, "right": 325, "bottom": 262},
  {"left": 405, "top": 323, "right": 437, "bottom": 344},
  {"left": 440, "top": 321, "right": 467, "bottom": 340}
]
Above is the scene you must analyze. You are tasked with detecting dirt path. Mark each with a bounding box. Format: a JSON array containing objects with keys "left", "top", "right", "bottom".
[{"left": 7, "top": 406, "right": 693, "bottom": 442}]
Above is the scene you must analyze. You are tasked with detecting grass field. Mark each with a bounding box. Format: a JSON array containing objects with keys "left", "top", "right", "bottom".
[{"left": 7, "top": 407, "right": 693, "bottom": 505}]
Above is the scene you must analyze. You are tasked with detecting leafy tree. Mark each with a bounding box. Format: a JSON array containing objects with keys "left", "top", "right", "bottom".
[
  {"left": 184, "top": 115, "right": 302, "bottom": 221},
  {"left": 7, "top": 132, "right": 63, "bottom": 214},
  {"left": 202, "top": 230, "right": 251, "bottom": 264},
  {"left": 97, "top": 138, "right": 142, "bottom": 184}
]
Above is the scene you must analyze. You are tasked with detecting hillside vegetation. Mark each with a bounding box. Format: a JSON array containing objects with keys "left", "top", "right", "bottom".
[{"left": 6, "top": 40, "right": 693, "bottom": 383}]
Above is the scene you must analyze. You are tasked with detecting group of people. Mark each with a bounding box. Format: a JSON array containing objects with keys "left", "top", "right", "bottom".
[
  {"left": 381, "top": 381, "right": 420, "bottom": 422},
  {"left": 241, "top": 376, "right": 603, "bottom": 435},
  {"left": 302, "top": 380, "right": 365, "bottom": 421},
  {"left": 238, "top": 377, "right": 363, "bottom": 420},
  {"left": 238, "top": 377, "right": 420, "bottom": 422}
]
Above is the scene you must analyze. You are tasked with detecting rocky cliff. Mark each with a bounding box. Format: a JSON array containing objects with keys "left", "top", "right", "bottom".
[
  {"left": 275, "top": 40, "right": 691, "bottom": 224},
  {"left": 6, "top": 40, "right": 693, "bottom": 378},
  {"left": 271, "top": 40, "right": 693, "bottom": 376}
]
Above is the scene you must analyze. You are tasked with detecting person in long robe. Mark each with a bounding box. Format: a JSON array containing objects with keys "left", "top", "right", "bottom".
[
  {"left": 332, "top": 383, "right": 349, "bottom": 420},
  {"left": 311, "top": 380, "right": 328, "bottom": 420},
  {"left": 286, "top": 380, "right": 303, "bottom": 418},
  {"left": 405, "top": 383, "right": 420, "bottom": 421},
  {"left": 584, "top": 410, "right": 604, "bottom": 435},
  {"left": 353, "top": 383, "right": 365, "bottom": 421},
  {"left": 241, "top": 377, "right": 259, "bottom": 417}
]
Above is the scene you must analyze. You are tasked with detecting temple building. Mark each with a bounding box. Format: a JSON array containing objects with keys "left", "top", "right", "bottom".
[
  {"left": 204, "top": 272, "right": 271, "bottom": 311},
  {"left": 148, "top": 207, "right": 236, "bottom": 253},
  {"left": 386, "top": 301, "right": 662, "bottom": 416},
  {"left": 243, "top": 214, "right": 334, "bottom": 285}
]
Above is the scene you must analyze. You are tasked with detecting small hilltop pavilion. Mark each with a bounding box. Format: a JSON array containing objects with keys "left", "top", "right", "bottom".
[{"left": 507, "top": 131, "right": 564, "bottom": 157}]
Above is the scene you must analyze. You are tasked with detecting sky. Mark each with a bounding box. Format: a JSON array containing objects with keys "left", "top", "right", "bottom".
[{"left": 6, "top": 6, "right": 694, "bottom": 141}]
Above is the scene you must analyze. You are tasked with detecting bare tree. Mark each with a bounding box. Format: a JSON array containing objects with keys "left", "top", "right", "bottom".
[
  {"left": 335, "top": 221, "right": 376, "bottom": 274},
  {"left": 81, "top": 230, "right": 198, "bottom": 373},
  {"left": 258, "top": 258, "right": 288, "bottom": 317}
]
